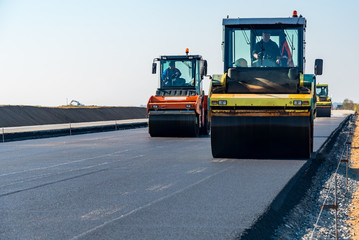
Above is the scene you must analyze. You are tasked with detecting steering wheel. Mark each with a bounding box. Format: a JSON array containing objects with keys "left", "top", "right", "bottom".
[{"left": 252, "top": 58, "right": 278, "bottom": 67}]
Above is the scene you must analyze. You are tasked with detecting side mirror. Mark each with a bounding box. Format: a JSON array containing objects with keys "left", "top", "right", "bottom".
[
  {"left": 152, "top": 62, "right": 157, "bottom": 74},
  {"left": 288, "top": 68, "right": 299, "bottom": 80},
  {"left": 199, "top": 60, "right": 207, "bottom": 77},
  {"left": 314, "top": 59, "right": 323, "bottom": 75}
]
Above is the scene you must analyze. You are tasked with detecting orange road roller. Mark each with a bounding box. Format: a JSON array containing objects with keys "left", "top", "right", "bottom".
[{"left": 147, "top": 49, "right": 209, "bottom": 137}]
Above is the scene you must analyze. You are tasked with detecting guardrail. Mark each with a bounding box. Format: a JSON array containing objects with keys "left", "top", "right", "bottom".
[{"left": 0, "top": 119, "right": 148, "bottom": 142}]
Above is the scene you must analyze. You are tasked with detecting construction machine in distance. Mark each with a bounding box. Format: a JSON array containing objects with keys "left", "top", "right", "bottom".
[
  {"left": 147, "top": 49, "right": 209, "bottom": 137},
  {"left": 209, "top": 11, "right": 323, "bottom": 159},
  {"left": 316, "top": 84, "right": 332, "bottom": 117}
]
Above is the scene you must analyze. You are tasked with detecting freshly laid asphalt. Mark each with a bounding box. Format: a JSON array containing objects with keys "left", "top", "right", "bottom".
[{"left": 0, "top": 111, "right": 351, "bottom": 239}]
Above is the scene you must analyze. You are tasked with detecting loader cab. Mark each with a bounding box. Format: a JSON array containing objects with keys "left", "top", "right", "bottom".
[
  {"left": 224, "top": 25, "right": 304, "bottom": 70},
  {"left": 152, "top": 55, "right": 207, "bottom": 95},
  {"left": 222, "top": 17, "right": 307, "bottom": 94},
  {"left": 316, "top": 85, "right": 328, "bottom": 97}
]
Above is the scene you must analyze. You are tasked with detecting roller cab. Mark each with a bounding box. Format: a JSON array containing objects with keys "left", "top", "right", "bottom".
[
  {"left": 316, "top": 84, "right": 331, "bottom": 117},
  {"left": 210, "top": 12, "right": 323, "bottom": 159},
  {"left": 147, "top": 51, "right": 209, "bottom": 137}
]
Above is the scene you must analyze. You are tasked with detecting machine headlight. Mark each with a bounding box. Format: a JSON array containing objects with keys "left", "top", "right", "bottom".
[
  {"left": 211, "top": 101, "right": 218, "bottom": 105},
  {"left": 186, "top": 104, "right": 191, "bottom": 108},
  {"left": 293, "top": 100, "right": 302, "bottom": 105},
  {"left": 153, "top": 105, "right": 158, "bottom": 109},
  {"left": 302, "top": 101, "right": 309, "bottom": 105},
  {"left": 218, "top": 100, "right": 227, "bottom": 105}
]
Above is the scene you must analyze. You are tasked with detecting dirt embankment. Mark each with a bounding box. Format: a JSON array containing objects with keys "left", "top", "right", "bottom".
[
  {"left": 0, "top": 105, "right": 148, "bottom": 127},
  {"left": 348, "top": 117, "right": 359, "bottom": 239}
]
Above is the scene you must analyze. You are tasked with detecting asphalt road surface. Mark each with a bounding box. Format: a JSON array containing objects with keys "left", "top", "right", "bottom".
[{"left": 0, "top": 113, "right": 349, "bottom": 239}]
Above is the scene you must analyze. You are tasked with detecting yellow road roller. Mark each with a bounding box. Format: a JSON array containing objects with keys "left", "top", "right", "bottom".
[
  {"left": 209, "top": 11, "right": 323, "bottom": 159},
  {"left": 316, "top": 84, "right": 331, "bottom": 117}
]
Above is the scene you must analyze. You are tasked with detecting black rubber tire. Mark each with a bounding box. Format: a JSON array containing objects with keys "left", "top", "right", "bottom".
[
  {"left": 310, "top": 119, "right": 314, "bottom": 153},
  {"left": 193, "top": 115, "right": 200, "bottom": 137},
  {"left": 199, "top": 112, "right": 210, "bottom": 136}
]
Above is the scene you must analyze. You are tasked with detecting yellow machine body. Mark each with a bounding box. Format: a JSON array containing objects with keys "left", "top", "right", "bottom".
[{"left": 209, "top": 14, "right": 322, "bottom": 158}]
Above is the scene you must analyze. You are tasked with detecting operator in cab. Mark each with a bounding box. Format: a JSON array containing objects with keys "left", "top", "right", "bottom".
[
  {"left": 252, "top": 31, "right": 280, "bottom": 65},
  {"left": 162, "top": 61, "right": 181, "bottom": 86}
]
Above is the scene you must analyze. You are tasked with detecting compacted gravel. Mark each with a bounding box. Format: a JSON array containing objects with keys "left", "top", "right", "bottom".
[{"left": 273, "top": 116, "right": 358, "bottom": 239}]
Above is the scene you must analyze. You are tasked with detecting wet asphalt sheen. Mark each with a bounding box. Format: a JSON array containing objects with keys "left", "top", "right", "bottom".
[{"left": 0, "top": 115, "right": 347, "bottom": 239}]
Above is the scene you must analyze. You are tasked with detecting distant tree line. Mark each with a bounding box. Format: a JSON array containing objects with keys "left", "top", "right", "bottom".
[{"left": 340, "top": 99, "right": 359, "bottom": 111}]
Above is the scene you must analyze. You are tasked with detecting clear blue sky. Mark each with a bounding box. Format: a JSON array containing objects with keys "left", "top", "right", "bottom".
[{"left": 0, "top": 0, "right": 357, "bottom": 106}]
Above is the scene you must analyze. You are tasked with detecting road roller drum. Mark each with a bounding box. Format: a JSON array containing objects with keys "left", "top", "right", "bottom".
[
  {"left": 211, "top": 115, "right": 312, "bottom": 159},
  {"left": 149, "top": 112, "right": 199, "bottom": 137}
]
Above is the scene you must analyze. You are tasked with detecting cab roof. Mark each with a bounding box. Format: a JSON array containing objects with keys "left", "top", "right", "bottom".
[
  {"left": 223, "top": 17, "right": 306, "bottom": 26},
  {"left": 317, "top": 84, "right": 328, "bottom": 87},
  {"left": 158, "top": 55, "right": 203, "bottom": 61}
]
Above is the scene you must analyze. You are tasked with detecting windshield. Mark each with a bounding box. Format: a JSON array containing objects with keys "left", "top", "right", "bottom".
[
  {"left": 316, "top": 86, "right": 328, "bottom": 97},
  {"left": 160, "top": 59, "right": 197, "bottom": 89},
  {"left": 225, "top": 26, "right": 302, "bottom": 70}
]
